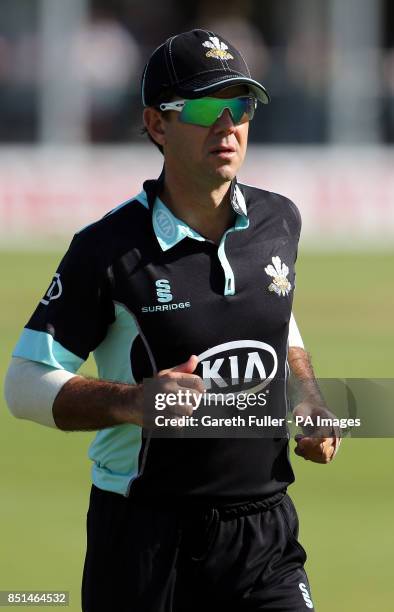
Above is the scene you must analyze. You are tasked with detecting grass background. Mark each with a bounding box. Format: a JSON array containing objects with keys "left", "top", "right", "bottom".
[{"left": 0, "top": 249, "right": 393, "bottom": 611}]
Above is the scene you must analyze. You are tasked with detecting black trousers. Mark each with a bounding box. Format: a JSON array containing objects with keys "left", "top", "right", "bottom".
[{"left": 82, "top": 486, "right": 314, "bottom": 611}]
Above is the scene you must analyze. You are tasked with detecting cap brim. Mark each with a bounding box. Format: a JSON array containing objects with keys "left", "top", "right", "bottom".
[{"left": 174, "top": 75, "right": 270, "bottom": 104}]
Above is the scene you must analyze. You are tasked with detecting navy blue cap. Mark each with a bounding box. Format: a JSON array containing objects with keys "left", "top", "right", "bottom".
[{"left": 141, "top": 29, "right": 270, "bottom": 106}]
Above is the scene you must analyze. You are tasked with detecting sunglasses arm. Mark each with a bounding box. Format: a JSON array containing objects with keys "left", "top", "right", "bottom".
[{"left": 159, "top": 101, "right": 186, "bottom": 113}]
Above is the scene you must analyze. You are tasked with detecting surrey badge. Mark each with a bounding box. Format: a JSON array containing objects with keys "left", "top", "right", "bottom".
[
  {"left": 265, "top": 256, "right": 292, "bottom": 297},
  {"left": 202, "top": 37, "right": 234, "bottom": 60}
]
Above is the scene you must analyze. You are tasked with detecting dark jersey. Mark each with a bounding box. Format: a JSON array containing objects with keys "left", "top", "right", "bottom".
[{"left": 13, "top": 176, "right": 301, "bottom": 501}]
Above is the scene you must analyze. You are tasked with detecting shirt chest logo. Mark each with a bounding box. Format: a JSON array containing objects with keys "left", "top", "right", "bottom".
[
  {"left": 155, "top": 279, "right": 173, "bottom": 303},
  {"left": 198, "top": 340, "right": 278, "bottom": 393},
  {"left": 141, "top": 278, "right": 191, "bottom": 313},
  {"left": 265, "top": 256, "right": 292, "bottom": 297}
]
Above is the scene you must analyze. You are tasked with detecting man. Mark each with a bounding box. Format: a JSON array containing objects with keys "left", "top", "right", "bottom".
[{"left": 5, "top": 29, "right": 340, "bottom": 611}]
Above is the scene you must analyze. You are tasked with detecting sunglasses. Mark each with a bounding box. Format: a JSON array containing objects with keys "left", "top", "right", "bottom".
[{"left": 158, "top": 96, "right": 257, "bottom": 127}]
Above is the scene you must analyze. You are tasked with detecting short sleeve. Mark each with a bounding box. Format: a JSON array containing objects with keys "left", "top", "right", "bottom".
[{"left": 12, "top": 233, "right": 114, "bottom": 373}]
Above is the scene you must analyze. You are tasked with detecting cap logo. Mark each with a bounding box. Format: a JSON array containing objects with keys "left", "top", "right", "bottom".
[{"left": 202, "top": 36, "right": 234, "bottom": 60}]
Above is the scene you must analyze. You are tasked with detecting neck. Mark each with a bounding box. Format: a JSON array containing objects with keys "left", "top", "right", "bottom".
[{"left": 159, "top": 165, "right": 235, "bottom": 244}]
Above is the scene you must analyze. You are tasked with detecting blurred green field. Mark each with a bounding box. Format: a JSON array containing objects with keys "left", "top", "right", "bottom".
[{"left": 1, "top": 249, "right": 393, "bottom": 612}]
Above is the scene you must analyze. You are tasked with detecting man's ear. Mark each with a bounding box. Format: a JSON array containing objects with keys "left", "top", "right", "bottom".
[{"left": 143, "top": 108, "right": 167, "bottom": 148}]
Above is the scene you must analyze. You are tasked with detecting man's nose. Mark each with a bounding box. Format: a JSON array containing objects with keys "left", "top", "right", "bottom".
[{"left": 212, "top": 108, "right": 236, "bottom": 134}]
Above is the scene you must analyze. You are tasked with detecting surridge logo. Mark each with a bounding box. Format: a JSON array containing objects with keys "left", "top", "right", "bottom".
[
  {"left": 156, "top": 279, "right": 172, "bottom": 303},
  {"left": 197, "top": 340, "right": 278, "bottom": 393},
  {"left": 141, "top": 279, "right": 191, "bottom": 313},
  {"left": 298, "top": 583, "right": 313, "bottom": 609},
  {"left": 202, "top": 36, "right": 234, "bottom": 60}
]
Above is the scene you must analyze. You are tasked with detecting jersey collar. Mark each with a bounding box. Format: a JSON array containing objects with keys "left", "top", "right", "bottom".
[
  {"left": 230, "top": 179, "right": 247, "bottom": 216},
  {"left": 143, "top": 173, "right": 249, "bottom": 252}
]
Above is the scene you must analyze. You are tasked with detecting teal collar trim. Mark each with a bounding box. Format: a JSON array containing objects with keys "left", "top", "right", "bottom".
[
  {"left": 152, "top": 187, "right": 249, "bottom": 252},
  {"left": 234, "top": 213, "right": 249, "bottom": 231},
  {"left": 152, "top": 198, "right": 206, "bottom": 251}
]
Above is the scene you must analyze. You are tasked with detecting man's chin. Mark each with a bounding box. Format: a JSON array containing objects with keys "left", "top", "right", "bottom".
[{"left": 210, "top": 162, "right": 238, "bottom": 182}]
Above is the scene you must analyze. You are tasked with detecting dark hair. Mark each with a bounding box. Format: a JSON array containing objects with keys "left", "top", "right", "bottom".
[{"left": 141, "top": 88, "right": 175, "bottom": 155}]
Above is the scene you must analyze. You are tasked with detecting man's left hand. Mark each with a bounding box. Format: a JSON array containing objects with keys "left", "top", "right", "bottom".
[{"left": 293, "top": 402, "right": 341, "bottom": 464}]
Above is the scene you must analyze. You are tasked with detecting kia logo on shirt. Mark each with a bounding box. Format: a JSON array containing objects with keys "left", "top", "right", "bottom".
[{"left": 197, "top": 340, "right": 278, "bottom": 393}]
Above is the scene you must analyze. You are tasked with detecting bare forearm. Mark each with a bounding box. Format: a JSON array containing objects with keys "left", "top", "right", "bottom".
[
  {"left": 288, "top": 346, "right": 324, "bottom": 405},
  {"left": 52, "top": 376, "right": 142, "bottom": 431},
  {"left": 288, "top": 348, "right": 341, "bottom": 462}
]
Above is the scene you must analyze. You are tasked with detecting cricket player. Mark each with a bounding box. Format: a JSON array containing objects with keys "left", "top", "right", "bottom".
[{"left": 5, "top": 29, "right": 340, "bottom": 611}]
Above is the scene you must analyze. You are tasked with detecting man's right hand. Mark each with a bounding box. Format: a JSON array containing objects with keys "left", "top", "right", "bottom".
[
  {"left": 52, "top": 355, "right": 204, "bottom": 432},
  {"left": 130, "top": 355, "right": 205, "bottom": 428}
]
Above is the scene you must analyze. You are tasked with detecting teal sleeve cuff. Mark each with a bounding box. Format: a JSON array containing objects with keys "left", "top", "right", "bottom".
[{"left": 12, "top": 328, "right": 84, "bottom": 373}]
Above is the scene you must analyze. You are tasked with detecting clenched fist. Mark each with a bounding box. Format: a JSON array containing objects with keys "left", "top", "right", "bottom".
[{"left": 293, "top": 401, "right": 341, "bottom": 464}]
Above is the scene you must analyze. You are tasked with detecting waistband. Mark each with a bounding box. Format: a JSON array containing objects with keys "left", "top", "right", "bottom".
[
  {"left": 212, "top": 490, "right": 286, "bottom": 519},
  {"left": 129, "top": 488, "right": 287, "bottom": 519},
  {"left": 92, "top": 484, "right": 287, "bottom": 519}
]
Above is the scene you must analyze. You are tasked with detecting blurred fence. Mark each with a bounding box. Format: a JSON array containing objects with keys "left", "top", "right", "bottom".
[{"left": 0, "top": 145, "right": 393, "bottom": 249}]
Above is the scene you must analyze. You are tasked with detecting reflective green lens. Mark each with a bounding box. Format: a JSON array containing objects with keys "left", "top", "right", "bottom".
[{"left": 179, "top": 97, "right": 255, "bottom": 127}]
